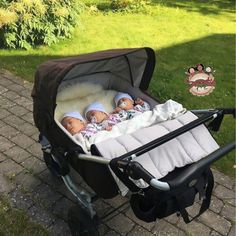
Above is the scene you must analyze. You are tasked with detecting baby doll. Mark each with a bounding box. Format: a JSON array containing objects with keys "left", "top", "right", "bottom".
[
  {"left": 61, "top": 111, "right": 104, "bottom": 139},
  {"left": 114, "top": 92, "right": 150, "bottom": 119},
  {"left": 85, "top": 101, "right": 128, "bottom": 130}
]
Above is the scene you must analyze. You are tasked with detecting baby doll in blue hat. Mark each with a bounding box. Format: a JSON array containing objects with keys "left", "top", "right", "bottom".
[
  {"left": 85, "top": 101, "right": 128, "bottom": 130},
  {"left": 61, "top": 111, "right": 106, "bottom": 139},
  {"left": 113, "top": 92, "right": 150, "bottom": 119}
]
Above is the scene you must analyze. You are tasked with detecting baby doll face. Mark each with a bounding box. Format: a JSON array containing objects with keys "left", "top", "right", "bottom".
[
  {"left": 61, "top": 117, "right": 85, "bottom": 135},
  {"left": 86, "top": 110, "right": 108, "bottom": 124},
  {"left": 118, "top": 98, "right": 134, "bottom": 110}
]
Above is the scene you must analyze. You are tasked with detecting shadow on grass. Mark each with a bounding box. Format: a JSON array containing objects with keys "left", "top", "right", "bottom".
[
  {"left": 152, "top": 0, "right": 235, "bottom": 15},
  {"left": 0, "top": 33, "right": 235, "bottom": 176},
  {"left": 85, "top": 0, "right": 235, "bottom": 16}
]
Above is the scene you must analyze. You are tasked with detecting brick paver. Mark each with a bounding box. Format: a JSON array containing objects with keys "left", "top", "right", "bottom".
[{"left": 0, "top": 69, "right": 235, "bottom": 235}]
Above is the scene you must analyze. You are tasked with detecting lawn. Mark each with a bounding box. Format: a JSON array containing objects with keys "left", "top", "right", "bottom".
[
  {"left": 0, "top": 0, "right": 235, "bottom": 177},
  {"left": 0, "top": 195, "right": 49, "bottom": 235}
]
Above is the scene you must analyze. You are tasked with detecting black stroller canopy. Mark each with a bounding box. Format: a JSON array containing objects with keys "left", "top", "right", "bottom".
[{"left": 32, "top": 47, "right": 156, "bottom": 142}]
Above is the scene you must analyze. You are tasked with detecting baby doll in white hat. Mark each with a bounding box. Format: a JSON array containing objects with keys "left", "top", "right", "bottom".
[
  {"left": 85, "top": 101, "right": 128, "bottom": 130},
  {"left": 61, "top": 111, "right": 105, "bottom": 139},
  {"left": 114, "top": 92, "right": 150, "bottom": 119}
]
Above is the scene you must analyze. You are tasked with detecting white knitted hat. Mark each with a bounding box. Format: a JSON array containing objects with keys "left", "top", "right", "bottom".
[
  {"left": 84, "top": 102, "right": 108, "bottom": 119},
  {"left": 62, "top": 111, "right": 84, "bottom": 121}
]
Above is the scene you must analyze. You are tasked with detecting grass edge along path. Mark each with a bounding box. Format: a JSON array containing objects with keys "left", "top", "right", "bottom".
[{"left": 0, "top": 195, "right": 49, "bottom": 236}]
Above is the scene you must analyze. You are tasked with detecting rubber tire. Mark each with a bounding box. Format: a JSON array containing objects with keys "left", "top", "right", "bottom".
[
  {"left": 68, "top": 206, "right": 99, "bottom": 236},
  {"left": 43, "top": 152, "right": 61, "bottom": 178}
]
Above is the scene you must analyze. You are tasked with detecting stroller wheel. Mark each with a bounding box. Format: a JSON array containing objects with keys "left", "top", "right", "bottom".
[
  {"left": 68, "top": 206, "right": 99, "bottom": 236},
  {"left": 43, "top": 152, "right": 61, "bottom": 178}
]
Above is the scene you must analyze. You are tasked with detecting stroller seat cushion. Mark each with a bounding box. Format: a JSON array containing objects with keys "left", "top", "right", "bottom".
[{"left": 94, "top": 111, "right": 219, "bottom": 193}]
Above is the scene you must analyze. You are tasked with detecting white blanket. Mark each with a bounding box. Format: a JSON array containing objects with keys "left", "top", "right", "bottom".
[{"left": 73, "top": 100, "right": 186, "bottom": 152}]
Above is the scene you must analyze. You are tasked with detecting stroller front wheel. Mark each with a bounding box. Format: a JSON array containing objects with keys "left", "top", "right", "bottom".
[{"left": 68, "top": 206, "right": 99, "bottom": 236}]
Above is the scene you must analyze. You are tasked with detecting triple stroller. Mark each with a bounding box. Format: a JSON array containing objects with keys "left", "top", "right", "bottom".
[{"left": 32, "top": 47, "right": 235, "bottom": 235}]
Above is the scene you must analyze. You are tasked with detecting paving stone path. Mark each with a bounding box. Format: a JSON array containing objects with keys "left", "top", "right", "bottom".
[{"left": 0, "top": 69, "right": 235, "bottom": 236}]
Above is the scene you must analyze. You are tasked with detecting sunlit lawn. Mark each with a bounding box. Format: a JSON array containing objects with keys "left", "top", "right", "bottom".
[{"left": 0, "top": 0, "right": 235, "bottom": 177}]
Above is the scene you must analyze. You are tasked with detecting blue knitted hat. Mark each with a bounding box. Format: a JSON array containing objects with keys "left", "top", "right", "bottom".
[{"left": 114, "top": 92, "right": 133, "bottom": 106}]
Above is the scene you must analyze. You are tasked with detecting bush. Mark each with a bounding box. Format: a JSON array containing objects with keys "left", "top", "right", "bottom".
[
  {"left": 110, "top": 0, "right": 150, "bottom": 12},
  {"left": 0, "top": 0, "right": 84, "bottom": 49}
]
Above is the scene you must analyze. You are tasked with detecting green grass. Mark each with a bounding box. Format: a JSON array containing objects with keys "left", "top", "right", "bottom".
[
  {"left": 0, "top": 195, "right": 49, "bottom": 236},
  {"left": 0, "top": 0, "right": 235, "bottom": 177}
]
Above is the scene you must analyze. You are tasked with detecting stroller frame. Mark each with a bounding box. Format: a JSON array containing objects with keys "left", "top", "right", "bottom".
[{"left": 32, "top": 47, "right": 235, "bottom": 235}]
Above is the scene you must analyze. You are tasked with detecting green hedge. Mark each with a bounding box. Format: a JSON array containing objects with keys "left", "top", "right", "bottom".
[
  {"left": 110, "top": 0, "right": 150, "bottom": 12},
  {"left": 0, "top": 0, "right": 84, "bottom": 49}
]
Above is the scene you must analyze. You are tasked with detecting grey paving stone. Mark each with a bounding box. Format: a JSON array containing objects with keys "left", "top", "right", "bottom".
[
  {"left": 210, "top": 195, "right": 224, "bottom": 214},
  {"left": 228, "top": 225, "right": 235, "bottom": 236},
  {"left": 210, "top": 230, "right": 222, "bottom": 236},
  {"left": 105, "top": 230, "right": 121, "bottom": 236},
  {"left": 0, "top": 119, "right": 5, "bottom": 128},
  {"left": 0, "top": 84, "right": 8, "bottom": 94},
  {"left": 0, "top": 108, "right": 11, "bottom": 119},
  {"left": 22, "top": 112, "right": 35, "bottom": 125},
  {"left": 125, "top": 207, "right": 155, "bottom": 231},
  {"left": 31, "top": 132, "right": 39, "bottom": 141},
  {"left": 27, "top": 204, "right": 56, "bottom": 228},
  {"left": 2, "top": 90, "right": 21, "bottom": 100},
  {"left": 9, "top": 185, "right": 34, "bottom": 211},
  {"left": 25, "top": 103, "right": 33, "bottom": 112},
  {"left": 98, "top": 223, "right": 110, "bottom": 236},
  {"left": 152, "top": 220, "right": 186, "bottom": 236},
  {"left": 37, "top": 169, "right": 63, "bottom": 188},
  {"left": 106, "top": 213, "right": 135, "bottom": 235},
  {"left": 0, "top": 136, "right": 15, "bottom": 152},
  {"left": 27, "top": 142, "right": 43, "bottom": 158},
  {"left": 199, "top": 210, "right": 231, "bottom": 235},
  {"left": 220, "top": 204, "right": 236, "bottom": 222},
  {"left": 4, "top": 146, "right": 31, "bottom": 163},
  {"left": 21, "top": 156, "right": 46, "bottom": 174},
  {"left": 0, "top": 159, "right": 23, "bottom": 178},
  {"left": 105, "top": 195, "right": 129, "bottom": 209},
  {"left": 3, "top": 114, "right": 26, "bottom": 128},
  {"left": 51, "top": 197, "right": 75, "bottom": 221},
  {"left": 0, "top": 96, "right": 15, "bottom": 109},
  {"left": 33, "top": 183, "right": 62, "bottom": 209},
  {"left": 0, "top": 77, "right": 14, "bottom": 86},
  {"left": 11, "top": 133, "right": 35, "bottom": 149},
  {"left": 165, "top": 213, "right": 182, "bottom": 225},
  {"left": 17, "top": 88, "right": 32, "bottom": 98},
  {"left": 0, "top": 152, "right": 7, "bottom": 162},
  {"left": 177, "top": 218, "right": 211, "bottom": 236},
  {"left": 127, "top": 225, "right": 153, "bottom": 235},
  {"left": 214, "top": 185, "right": 235, "bottom": 206},
  {"left": 15, "top": 96, "right": 32, "bottom": 108},
  {"left": 8, "top": 105, "right": 29, "bottom": 116},
  {"left": 17, "top": 122, "right": 38, "bottom": 136},
  {"left": 23, "top": 81, "right": 33, "bottom": 90},
  {"left": 13, "top": 170, "right": 41, "bottom": 191},
  {"left": 212, "top": 168, "right": 234, "bottom": 190},
  {"left": 0, "top": 125, "right": 20, "bottom": 139},
  {"left": 93, "top": 199, "right": 112, "bottom": 216},
  {"left": 48, "top": 218, "right": 72, "bottom": 236},
  {"left": 0, "top": 174, "right": 16, "bottom": 194},
  {"left": 7, "top": 83, "right": 25, "bottom": 92}
]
